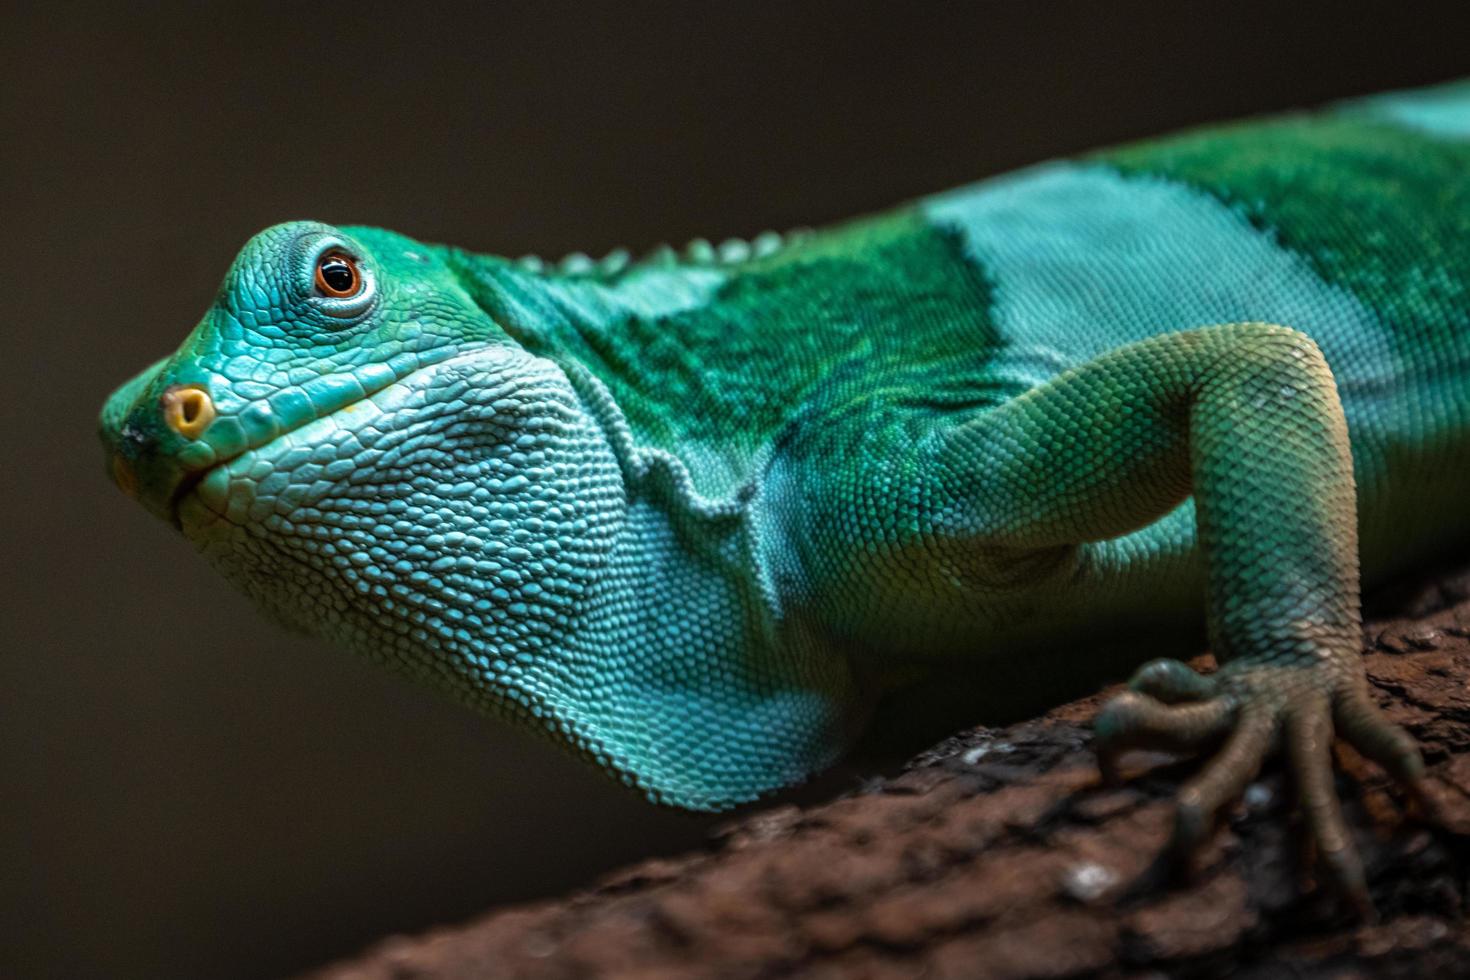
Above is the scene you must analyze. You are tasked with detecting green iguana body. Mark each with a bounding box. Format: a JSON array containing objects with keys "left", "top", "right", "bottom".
[{"left": 101, "top": 80, "right": 1470, "bottom": 910}]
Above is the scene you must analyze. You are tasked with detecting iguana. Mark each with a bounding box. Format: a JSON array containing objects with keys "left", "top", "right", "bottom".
[{"left": 100, "top": 80, "right": 1470, "bottom": 913}]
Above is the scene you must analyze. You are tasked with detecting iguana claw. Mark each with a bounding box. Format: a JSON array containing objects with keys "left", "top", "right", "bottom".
[{"left": 1094, "top": 655, "right": 1424, "bottom": 918}]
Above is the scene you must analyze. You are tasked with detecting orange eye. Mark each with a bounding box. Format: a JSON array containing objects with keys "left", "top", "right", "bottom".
[{"left": 315, "top": 252, "right": 361, "bottom": 297}]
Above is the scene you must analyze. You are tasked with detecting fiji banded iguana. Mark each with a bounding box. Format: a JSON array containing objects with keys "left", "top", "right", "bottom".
[{"left": 101, "top": 80, "right": 1470, "bottom": 913}]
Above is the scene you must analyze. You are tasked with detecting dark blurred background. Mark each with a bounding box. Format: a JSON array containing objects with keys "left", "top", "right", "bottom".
[{"left": 2, "top": 2, "right": 1465, "bottom": 977}]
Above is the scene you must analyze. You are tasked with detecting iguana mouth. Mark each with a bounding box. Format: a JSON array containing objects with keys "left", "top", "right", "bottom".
[
  {"left": 166, "top": 345, "right": 487, "bottom": 531},
  {"left": 168, "top": 466, "right": 212, "bottom": 530},
  {"left": 166, "top": 394, "right": 381, "bottom": 531}
]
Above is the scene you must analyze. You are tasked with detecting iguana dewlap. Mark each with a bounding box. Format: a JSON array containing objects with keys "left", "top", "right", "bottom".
[{"left": 101, "top": 80, "right": 1470, "bottom": 913}]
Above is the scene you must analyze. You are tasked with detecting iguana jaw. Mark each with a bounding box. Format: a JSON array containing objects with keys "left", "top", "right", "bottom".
[
  {"left": 168, "top": 346, "right": 495, "bottom": 532},
  {"left": 102, "top": 342, "right": 477, "bottom": 531}
]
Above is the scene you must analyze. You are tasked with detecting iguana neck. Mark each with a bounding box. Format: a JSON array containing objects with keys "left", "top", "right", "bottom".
[{"left": 443, "top": 245, "right": 763, "bottom": 499}]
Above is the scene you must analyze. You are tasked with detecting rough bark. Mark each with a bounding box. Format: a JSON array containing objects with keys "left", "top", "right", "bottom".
[{"left": 303, "top": 563, "right": 1470, "bottom": 980}]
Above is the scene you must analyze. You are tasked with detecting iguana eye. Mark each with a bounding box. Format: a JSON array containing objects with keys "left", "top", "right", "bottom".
[
  {"left": 300, "top": 236, "right": 376, "bottom": 321},
  {"left": 314, "top": 252, "right": 361, "bottom": 297}
]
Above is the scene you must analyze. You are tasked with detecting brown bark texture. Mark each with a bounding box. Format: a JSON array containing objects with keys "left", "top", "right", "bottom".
[{"left": 303, "top": 563, "right": 1470, "bottom": 980}]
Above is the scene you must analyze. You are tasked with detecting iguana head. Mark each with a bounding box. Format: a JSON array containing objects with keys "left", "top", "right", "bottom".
[
  {"left": 99, "top": 220, "right": 626, "bottom": 698},
  {"left": 100, "top": 220, "right": 859, "bottom": 810}
]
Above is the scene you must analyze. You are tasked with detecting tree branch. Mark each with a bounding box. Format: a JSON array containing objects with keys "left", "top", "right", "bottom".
[{"left": 304, "top": 563, "right": 1470, "bottom": 980}]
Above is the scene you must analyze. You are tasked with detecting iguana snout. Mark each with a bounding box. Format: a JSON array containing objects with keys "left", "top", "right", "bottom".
[
  {"left": 100, "top": 355, "right": 206, "bottom": 525},
  {"left": 99, "top": 219, "right": 505, "bottom": 528}
]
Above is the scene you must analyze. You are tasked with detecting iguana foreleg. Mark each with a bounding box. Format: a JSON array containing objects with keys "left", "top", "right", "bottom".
[{"left": 929, "top": 321, "right": 1423, "bottom": 913}]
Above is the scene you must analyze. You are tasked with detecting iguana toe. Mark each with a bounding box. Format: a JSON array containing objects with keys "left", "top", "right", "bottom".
[
  {"left": 1128, "top": 657, "right": 1220, "bottom": 704},
  {"left": 1286, "top": 694, "right": 1375, "bottom": 919},
  {"left": 1093, "top": 687, "right": 1235, "bottom": 782}
]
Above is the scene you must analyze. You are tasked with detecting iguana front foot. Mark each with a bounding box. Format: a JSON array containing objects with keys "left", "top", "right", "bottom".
[{"left": 1094, "top": 655, "right": 1425, "bottom": 918}]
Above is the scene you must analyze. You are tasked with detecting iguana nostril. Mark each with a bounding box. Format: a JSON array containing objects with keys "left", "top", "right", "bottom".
[{"left": 162, "top": 386, "right": 215, "bottom": 439}]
